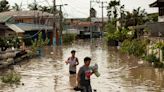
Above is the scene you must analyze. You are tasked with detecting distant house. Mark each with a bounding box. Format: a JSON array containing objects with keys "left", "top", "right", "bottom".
[
  {"left": 144, "top": 0, "right": 164, "bottom": 37},
  {"left": 0, "top": 10, "right": 57, "bottom": 45},
  {"left": 76, "top": 22, "right": 102, "bottom": 38},
  {"left": 0, "top": 10, "right": 55, "bottom": 25},
  {"left": 64, "top": 17, "right": 107, "bottom": 38},
  {"left": 0, "top": 16, "right": 23, "bottom": 37},
  {"left": 150, "top": 0, "right": 164, "bottom": 22}
]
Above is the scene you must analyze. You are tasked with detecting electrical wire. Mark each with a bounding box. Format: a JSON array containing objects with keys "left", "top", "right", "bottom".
[
  {"left": 63, "top": 0, "right": 89, "bottom": 17},
  {"left": 23, "top": 0, "right": 54, "bottom": 39}
]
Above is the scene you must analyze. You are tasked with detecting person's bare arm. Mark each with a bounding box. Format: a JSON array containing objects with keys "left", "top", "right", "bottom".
[
  {"left": 76, "top": 58, "right": 79, "bottom": 66},
  {"left": 77, "top": 67, "right": 81, "bottom": 87},
  {"left": 65, "top": 58, "right": 70, "bottom": 64}
]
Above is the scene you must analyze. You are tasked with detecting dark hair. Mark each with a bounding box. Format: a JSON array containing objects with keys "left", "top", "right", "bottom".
[
  {"left": 71, "top": 50, "right": 76, "bottom": 53},
  {"left": 84, "top": 57, "right": 91, "bottom": 63}
]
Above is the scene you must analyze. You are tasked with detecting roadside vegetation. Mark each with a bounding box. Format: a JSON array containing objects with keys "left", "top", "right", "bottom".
[
  {"left": 105, "top": 0, "right": 164, "bottom": 68},
  {"left": 62, "top": 33, "right": 77, "bottom": 44},
  {"left": 1, "top": 70, "right": 21, "bottom": 85}
]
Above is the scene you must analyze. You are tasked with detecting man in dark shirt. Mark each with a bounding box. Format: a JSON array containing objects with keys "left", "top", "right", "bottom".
[{"left": 77, "top": 57, "right": 94, "bottom": 92}]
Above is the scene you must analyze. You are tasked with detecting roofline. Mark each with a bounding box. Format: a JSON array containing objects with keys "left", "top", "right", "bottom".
[
  {"left": 150, "top": 0, "right": 164, "bottom": 7},
  {"left": 150, "top": 1, "right": 157, "bottom": 7}
]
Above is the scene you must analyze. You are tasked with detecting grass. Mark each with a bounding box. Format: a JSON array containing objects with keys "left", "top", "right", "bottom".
[{"left": 1, "top": 70, "right": 21, "bottom": 85}]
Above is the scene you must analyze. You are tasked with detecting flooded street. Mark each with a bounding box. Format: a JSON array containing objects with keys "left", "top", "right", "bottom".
[{"left": 1, "top": 39, "right": 164, "bottom": 92}]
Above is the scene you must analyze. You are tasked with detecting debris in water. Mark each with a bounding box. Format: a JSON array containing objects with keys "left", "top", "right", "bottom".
[{"left": 50, "top": 52, "right": 54, "bottom": 55}]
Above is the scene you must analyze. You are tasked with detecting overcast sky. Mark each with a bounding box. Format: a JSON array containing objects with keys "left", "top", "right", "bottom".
[{"left": 8, "top": 0, "right": 158, "bottom": 18}]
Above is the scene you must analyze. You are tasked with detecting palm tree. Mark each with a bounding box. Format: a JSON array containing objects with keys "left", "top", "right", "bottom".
[
  {"left": 124, "top": 7, "right": 147, "bottom": 27},
  {"left": 12, "top": 3, "right": 22, "bottom": 11},
  {"left": 90, "top": 8, "right": 96, "bottom": 17},
  {"left": 107, "top": 0, "right": 120, "bottom": 20},
  {"left": 39, "top": 6, "right": 53, "bottom": 13},
  {"left": 0, "top": 0, "right": 10, "bottom": 12},
  {"left": 28, "top": 3, "right": 39, "bottom": 10}
]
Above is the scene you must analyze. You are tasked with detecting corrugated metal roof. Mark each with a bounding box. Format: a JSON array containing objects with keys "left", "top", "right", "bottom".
[
  {"left": 0, "top": 16, "right": 12, "bottom": 23},
  {"left": 6, "top": 23, "right": 24, "bottom": 33},
  {"left": 6, "top": 23, "right": 53, "bottom": 33},
  {"left": 0, "top": 10, "right": 55, "bottom": 17},
  {"left": 15, "top": 23, "right": 53, "bottom": 31},
  {"left": 150, "top": 0, "right": 164, "bottom": 7}
]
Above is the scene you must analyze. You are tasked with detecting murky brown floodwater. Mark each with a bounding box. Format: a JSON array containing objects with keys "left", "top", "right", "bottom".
[{"left": 1, "top": 39, "right": 164, "bottom": 92}]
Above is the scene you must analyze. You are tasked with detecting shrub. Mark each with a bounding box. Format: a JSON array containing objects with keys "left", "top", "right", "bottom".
[
  {"left": 1, "top": 71, "right": 21, "bottom": 85},
  {"left": 62, "top": 33, "right": 76, "bottom": 44},
  {"left": 154, "top": 62, "right": 164, "bottom": 68},
  {"left": 143, "top": 54, "right": 159, "bottom": 63},
  {"left": 121, "top": 39, "right": 147, "bottom": 57},
  {"left": 31, "top": 32, "right": 49, "bottom": 53},
  {"left": 105, "top": 22, "right": 134, "bottom": 42}
]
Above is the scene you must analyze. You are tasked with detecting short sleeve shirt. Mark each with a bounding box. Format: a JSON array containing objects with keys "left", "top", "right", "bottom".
[{"left": 78, "top": 65, "right": 91, "bottom": 86}]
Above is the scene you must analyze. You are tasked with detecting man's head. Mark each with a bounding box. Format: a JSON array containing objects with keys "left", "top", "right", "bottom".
[
  {"left": 84, "top": 57, "right": 91, "bottom": 67},
  {"left": 71, "top": 50, "right": 76, "bottom": 57}
]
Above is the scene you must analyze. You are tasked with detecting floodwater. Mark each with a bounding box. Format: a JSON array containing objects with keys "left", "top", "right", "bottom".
[{"left": 1, "top": 39, "right": 164, "bottom": 92}]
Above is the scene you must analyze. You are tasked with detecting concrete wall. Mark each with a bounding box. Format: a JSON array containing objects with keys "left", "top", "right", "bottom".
[{"left": 158, "top": 16, "right": 164, "bottom": 22}]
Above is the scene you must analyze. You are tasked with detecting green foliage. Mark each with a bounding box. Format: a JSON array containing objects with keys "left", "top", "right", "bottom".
[
  {"left": 107, "top": 0, "right": 120, "bottom": 20},
  {"left": 0, "top": 37, "right": 20, "bottom": 48},
  {"left": 120, "top": 39, "right": 148, "bottom": 57},
  {"left": 154, "top": 62, "right": 164, "bottom": 68},
  {"left": 1, "top": 71, "right": 21, "bottom": 85},
  {"left": 143, "top": 54, "right": 164, "bottom": 68},
  {"left": 155, "top": 42, "right": 164, "bottom": 49},
  {"left": 147, "top": 13, "right": 158, "bottom": 22},
  {"left": 62, "top": 33, "right": 76, "bottom": 44},
  {"left": 12, "top": 3, "right": 22, "bottom": 11},
  {"left": 38, "top": 5, "right": 53, "bottom": 13},
  {"left": 122, "top": 7, "right": 148, "bottom": 27},
  {"left": 90, "top": 8, "right": 96, "bottom": 17},
  {"left": 0, "top": 0, "right": 10, "bottom": 12},
  {"left": 31, "top": 32, "right": 49, "bottom": 52},
  {"left": 28, "top": 3, "right": 39, "bottom": 10},
  {"left": 104, "top": 22, "right": 116, "bottom": 33},
  {"left": 143, "top": 54, "right": 159, "bottom": 63},
  {"left": 105, "top": 22, "right": 134, "bottom": 42}
]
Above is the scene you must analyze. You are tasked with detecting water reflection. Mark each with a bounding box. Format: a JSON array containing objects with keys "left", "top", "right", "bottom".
[
  {"left": 0, "top": 39, "right": 164, "bottom": 92},
  {"left": 69, "top": 75, "right": 76, "bottom": 87}
]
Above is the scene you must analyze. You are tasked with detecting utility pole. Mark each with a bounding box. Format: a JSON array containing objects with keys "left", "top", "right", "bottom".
[
  {"left": 56, "top": 4, "right": 68, "bottom": 45},
  {"left": 90, "top": 0, "right": 100, "bottom": 39},
  {"left": 90, "top": 0, "right": 92, "bottom": 39},
  {"left": 59, "top": 5, "right": 62, "bottom": 45},
  {"left": 53, "top": 0, "right": 57, "bottom": 46},
  {"left": 100, "top": 1, "right": 106, "bottom": 31}
]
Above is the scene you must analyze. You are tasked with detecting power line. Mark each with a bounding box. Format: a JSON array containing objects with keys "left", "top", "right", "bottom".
[
  {"left": 24, "top": 0, "right": 55, "bottom": 39},
  {"left": 69, "top": 5, "right": 89, "bottom": 16}
]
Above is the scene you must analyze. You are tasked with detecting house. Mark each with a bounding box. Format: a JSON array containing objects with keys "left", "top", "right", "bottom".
[
  {"left": 76, "top": 22, "right": 102, "bottom": 39},
  {"left": 64, "top": 17, "right": 106, "bottom": 39},
  {"left": 133, "top": 0, "right": 164, "bottom": 37},
  {"left": 0, "top": 16, "right": 23, "bottom": 37},
  {"left": 0, "top": 10, "right": 55, "bottom": 25},
  {"left": 150, "top": 0, "right": 164, "bottom": 22},
  {"left": 0, "top": 10, "right": 57, "bottom": 45},
  {"left": 6, "top": 23, "right": 53, "bottom": 45}
]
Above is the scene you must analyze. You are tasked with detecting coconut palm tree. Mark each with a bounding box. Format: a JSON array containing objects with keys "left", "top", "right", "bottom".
[
  {"left": 12, "top": 3, "right": 22, "bottom": 11},
  {"left": 39, "top": 6, "right": 53, "bottom": 13},
  {"left": 28, "top": 3, "right": 39, "bottom": 10},
  {"left": 107, "top": 0, "right": 120, "bottom": 20},
  {"left": 0, "top": 0, "right": 10, "bottom": 12},
  {"left": 124, "top": 7, "right": 148, "bottom": 27}
]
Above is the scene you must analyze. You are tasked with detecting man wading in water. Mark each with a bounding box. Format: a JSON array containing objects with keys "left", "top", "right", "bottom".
[
  {"left": 65, "top": 50, "right": 79, "bottom": 75},
  {"left": 76, "top": 57, "right": 95, "bottom": 92}
]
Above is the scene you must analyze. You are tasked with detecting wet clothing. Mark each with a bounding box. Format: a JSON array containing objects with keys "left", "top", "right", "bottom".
[
  {"left": 81, "top": 85, "right": 92, "bottom": 92},
  {"left": 69, "top": 71, "right": 76, "bottom": 74},
  {"left": 67, "top": 57, "right": 78, "bottom": 74},
  {"left": 78, "top": 65, "right": 92, "bottom": 92}
]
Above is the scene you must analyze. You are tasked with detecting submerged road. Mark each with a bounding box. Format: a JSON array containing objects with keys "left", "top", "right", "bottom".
[{"left": 0, "top": 39, "right": 164, "bottom": 92}]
